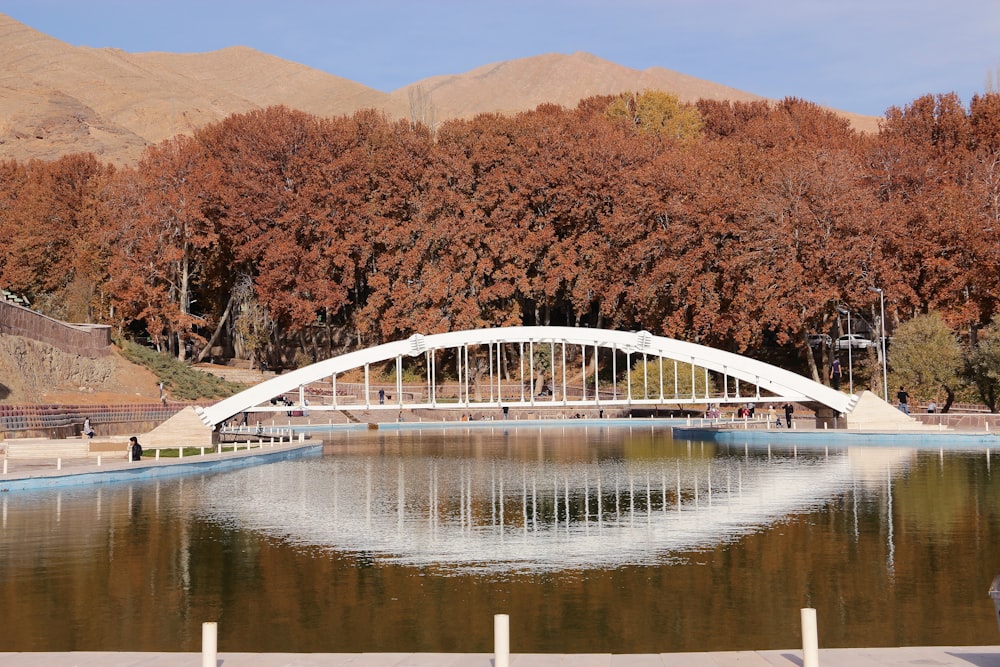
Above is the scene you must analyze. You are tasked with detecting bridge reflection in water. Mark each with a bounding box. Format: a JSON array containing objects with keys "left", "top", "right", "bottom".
[
  {"left": 194, "top": 426, "right": 912, "bottom": 574},
  {"left": 6, "top": 425, "right": 993, "bottom": 654}
]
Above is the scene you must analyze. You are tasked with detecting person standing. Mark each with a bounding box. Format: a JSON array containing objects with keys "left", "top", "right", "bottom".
[
  {"left": 128, "top": 436, "right": 142, "bottom": 461},
  {"left": 378, "top": 388, "right": 385, "bottom": 404},
  {"left": 783, "top": 402, "right": 794, "bottom": 428},
  {"left": 897, "top": 386, "right": 910, "bottom": 414}
]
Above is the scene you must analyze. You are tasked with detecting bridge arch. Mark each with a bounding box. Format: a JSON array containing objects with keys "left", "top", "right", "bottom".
[{"left": 196, "top": 326, "right": 856, "bottom": 428}]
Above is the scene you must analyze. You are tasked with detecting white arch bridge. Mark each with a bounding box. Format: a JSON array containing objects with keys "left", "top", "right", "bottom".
[{"left": 195, "top": 326, "right": 857, "bottom": 429}]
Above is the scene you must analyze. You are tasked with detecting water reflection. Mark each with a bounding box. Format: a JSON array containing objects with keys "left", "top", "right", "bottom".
[
  {"left": 4, "top": 426, "right": 999, "bottom": 654},
  {"left": 195, "top": 428, "right": 909, "bottom": 574}
]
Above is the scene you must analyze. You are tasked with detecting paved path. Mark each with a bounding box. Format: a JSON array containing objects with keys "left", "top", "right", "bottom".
[
  {"left": 0, "top": 437, "right": 301, "bottom": 472},
  {"left": 1, "top": 647, "right": 999, "bottom": 666}
]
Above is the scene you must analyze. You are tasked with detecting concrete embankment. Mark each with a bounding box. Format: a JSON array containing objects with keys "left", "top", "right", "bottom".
[{"left": 0, "top": 439, "right": 321, "bottom": 492}]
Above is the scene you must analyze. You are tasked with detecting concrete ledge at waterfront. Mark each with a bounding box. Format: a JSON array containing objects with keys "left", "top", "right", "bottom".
[
  {"left": 1, "top": 646, "right": 998, "bottom": 666},
  {"left": 0, "top": 441, "right": 322, "bottom": 492}
]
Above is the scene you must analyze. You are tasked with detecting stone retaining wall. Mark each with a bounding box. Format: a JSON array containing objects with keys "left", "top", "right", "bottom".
[
  {"left": 0, "top": 299, "right": 111, "bottom": 358},
  {"left": 0, "top": 403, "right": 187, "bottom": 439}
]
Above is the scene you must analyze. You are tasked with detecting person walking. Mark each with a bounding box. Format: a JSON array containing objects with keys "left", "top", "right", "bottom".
[
  {"left": 830, "top": 358, "right": 843, "bottom": 390},
  {"left": 896, "top": 386, "right": 910, "bottom": 414}
]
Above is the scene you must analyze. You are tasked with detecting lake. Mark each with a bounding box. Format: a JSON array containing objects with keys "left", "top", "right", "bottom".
[{"left": 1, "top": 424, "right": 998, "bottom": 653}]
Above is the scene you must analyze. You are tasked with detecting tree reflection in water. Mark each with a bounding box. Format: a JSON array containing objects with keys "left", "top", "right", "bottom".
[{"left": 2, "top": 425, "right": 999, "bottom": 654}]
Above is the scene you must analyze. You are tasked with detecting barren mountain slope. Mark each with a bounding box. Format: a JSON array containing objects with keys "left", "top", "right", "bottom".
[
  {"left": 0, "top": 13, "right": 400, "bottom": 163},
  {"left": 393, "top": 51, "right": 768, "bottom": 119},
  {"left": 0, "top": 13, "right": 881, "bottom": 164},
  {"left": 132, "top": 47, "right": 408, "bottom": 122}
]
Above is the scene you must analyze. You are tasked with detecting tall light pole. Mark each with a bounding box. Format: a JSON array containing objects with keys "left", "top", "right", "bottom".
[
  {"left": 837, "top": 305, "right": 853, "bottom": 395},
  {"left": 869, "top": 287, "right": 888, "bottom": 401}
]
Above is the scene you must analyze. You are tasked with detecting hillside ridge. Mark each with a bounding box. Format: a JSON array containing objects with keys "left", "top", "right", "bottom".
[{"left": 0, "top": 12, "right": 880, "bottom": 165}]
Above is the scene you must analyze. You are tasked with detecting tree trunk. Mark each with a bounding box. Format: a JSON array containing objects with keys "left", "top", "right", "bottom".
[
  {"left": 195, "top": 288, "right": 236, "bottom": 363},
  {"left": 804, "top": 333, "right": 821, "bottom": 383},
  {"left": 942, "top": 385, "right": 955, "bottom": 413}
]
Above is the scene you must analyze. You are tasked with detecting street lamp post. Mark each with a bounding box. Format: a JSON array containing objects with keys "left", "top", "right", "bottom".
[
  {"left": 837, "top": 305, "right": 853, "bottom": 395},
  {"left": 869, "top": 287, "right": 888, "bottom": 401}
]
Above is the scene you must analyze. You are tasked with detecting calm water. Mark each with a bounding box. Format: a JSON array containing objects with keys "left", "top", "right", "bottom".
[{"left": 2, "top": 424, "right": 999, "bottom": 653}]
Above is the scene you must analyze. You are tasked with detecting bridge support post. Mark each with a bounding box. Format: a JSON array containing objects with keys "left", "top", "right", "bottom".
[{"left": 814, "top": 406, "right": 841, "bottom": 429}]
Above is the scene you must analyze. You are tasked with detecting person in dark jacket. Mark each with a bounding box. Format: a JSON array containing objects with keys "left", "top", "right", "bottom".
[{"left": 128, "top": 436, "right": 143, "bottom": 462}]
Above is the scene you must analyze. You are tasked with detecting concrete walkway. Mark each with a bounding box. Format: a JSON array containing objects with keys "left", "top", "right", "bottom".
[
  {"left": 0, "top": 647, "right": 998, "bottom": 666},
  {"left": 0, "top": 437, "right": 319, "bottom": 491}
]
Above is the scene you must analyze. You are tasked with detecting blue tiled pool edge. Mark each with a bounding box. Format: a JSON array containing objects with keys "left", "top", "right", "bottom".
[{"left": 0, "top": 443, "right": 323, "bottom": 492}]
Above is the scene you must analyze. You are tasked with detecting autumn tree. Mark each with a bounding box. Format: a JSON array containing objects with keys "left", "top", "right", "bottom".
[
  {"left": 104, "top": 135, "right": 226, "bottom": 358},
  {"left": 606, "top": 90, "right": 703, "bottom": 141},
  {"left": 195, "top": 106, "right": 374, "bottom": 364},
  {"left": 0, "top": 154, "right": 115, "bottom": 321}
]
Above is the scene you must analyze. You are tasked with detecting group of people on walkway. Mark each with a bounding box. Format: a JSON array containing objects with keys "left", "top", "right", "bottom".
[{"left": 763, "top": 403, "right": 795, "bottom": 428}]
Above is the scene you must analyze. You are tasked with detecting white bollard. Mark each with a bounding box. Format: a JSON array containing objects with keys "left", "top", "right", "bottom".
[
  {"left": 156, "top": 449, "right": 160, "bottom": 460},
  {"left": 202, "top": 621, "right": 217, "bottom": 667},
  {"left": 494, "top": 614, "right": 510, "bottom": 667},
  {"left": 3, "top": 459, "right": 7, "bottom": 475},
  {"left": 97, "top": 455, "right": 102, "bottom": 467},
  {"left": 200, "top": 447, "right": 205, "bottom": 457},
  {"left": 179, "top": 447, "right": 184, "bottom": 459},
  {"left": 57, "top": 457, "right": 62, "bottom": 470},
  {"left": 299, "top": 433, "right": 305, "bottom": 443},
  {"left": 801, "top": 608, "right": 819, "bottom": 667}
]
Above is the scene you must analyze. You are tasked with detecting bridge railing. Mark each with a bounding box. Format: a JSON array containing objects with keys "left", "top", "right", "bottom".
[{"left": 197, "top": 327, "right": 851, "bottom": 427}]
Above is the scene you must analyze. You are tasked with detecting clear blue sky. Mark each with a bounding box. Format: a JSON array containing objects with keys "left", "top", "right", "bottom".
[{"left": 3, "top": 0, "right": 999, "bottom": 117}]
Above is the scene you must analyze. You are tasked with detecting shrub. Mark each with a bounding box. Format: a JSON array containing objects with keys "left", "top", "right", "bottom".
[{"left": 117, "top": 339, "right": 248, "bottom": 400}]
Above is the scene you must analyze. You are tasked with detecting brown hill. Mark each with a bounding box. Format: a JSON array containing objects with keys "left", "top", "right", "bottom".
[
  {"left": 0, "top": 13, "right": 880, "bottom": 165},
  {"left": 392, "top": 51, "right": 769, "bottom": 120}
]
